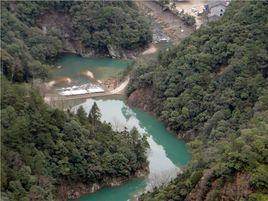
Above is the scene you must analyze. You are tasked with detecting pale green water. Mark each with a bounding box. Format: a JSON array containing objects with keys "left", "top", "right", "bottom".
[
  {"left": 55, "top": 55, "right": 190, "bottom": 201},
  {"left": 53, "top": 54, "right": 132, "bottom": 85},
  {"left": 77, "top": 178, "right": 146, "bottom": 201},
  {"left": 72, "top": 98, "right": 191, "bottom": 201}
]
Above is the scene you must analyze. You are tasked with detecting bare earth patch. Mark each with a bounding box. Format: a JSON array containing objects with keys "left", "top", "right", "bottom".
[
  {"left": 136, "top": 1, "right": 194, "bottom": 44},
  {"left": 142, "top": 44, "right": 158, "bottom": 55}
]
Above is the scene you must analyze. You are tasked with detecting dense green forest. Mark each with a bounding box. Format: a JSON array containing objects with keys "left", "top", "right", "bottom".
[
  {"left": 128, "top": 1, "right": 268, "bottom": 200},
  {"left": 1, "top": 0, "right": 268, "bottom": 200},
  {"left": 1, "top": 1, "right": 152, "bottom": 82},
  {"left": 140, "top": 94, "right": 268, "bottom": 200},
  {"left": 0, "top": 2, "right": 151, "bottom": 200},
  {"left": 1, "top": 79, "right": 148, "bottom": 200}
]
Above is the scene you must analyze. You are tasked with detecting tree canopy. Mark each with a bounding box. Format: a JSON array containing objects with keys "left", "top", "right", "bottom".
[
  {"left": 128, "top": 1, "right": 268, "bottom": 200},
  {"left": 1, "top": 79, "right": 148, "bottom": 200},
  {"left": 128, "top": 0, "right": 268, "bottom": 141},
  {"left": 70, "top": 2, "right": 152, "bottom": 51}
]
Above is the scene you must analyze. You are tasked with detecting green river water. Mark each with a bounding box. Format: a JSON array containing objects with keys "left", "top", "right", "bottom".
[
  {"left": 55, "top": 55, "right": 190, "bottom": 201},
  {"left": 53, "top": 54, "right": 132, "bottom": 85}
]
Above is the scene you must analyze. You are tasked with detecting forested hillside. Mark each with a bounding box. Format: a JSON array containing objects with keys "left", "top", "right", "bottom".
[
  {"left": 1, "top": 79, "right": 148, "bottom": 200},
  {"left": 128, "top": 0, "right": 267, "bottom": 139},
  {"left": 140, "top": 94, "right": 268, "bottom": 200},
  {"left": 1, "top": 1, "right": 152, "bottom": 82},
  {"left": 127, "top": 1, "right": 268, "bottom": 200}
]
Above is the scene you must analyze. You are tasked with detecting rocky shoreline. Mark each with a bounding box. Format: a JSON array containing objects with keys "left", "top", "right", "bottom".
[
  {"left": 36, "top": 11, "right": 149, "bottom": 60},
  {"left": 56, "top": 164, "right": 149, "bottom": 201},
  {"left": 62, "top": 40, "right": 144, "bottom": 60}
]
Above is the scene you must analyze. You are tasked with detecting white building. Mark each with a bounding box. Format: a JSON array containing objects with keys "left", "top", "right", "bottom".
[{"left": 206, "top": 0, "right": 228, "bottom": 22}]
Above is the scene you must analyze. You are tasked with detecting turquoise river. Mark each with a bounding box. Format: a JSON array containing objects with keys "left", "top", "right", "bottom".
[{"left": 54, "top": 55, "right": 191, "bottom": 201}]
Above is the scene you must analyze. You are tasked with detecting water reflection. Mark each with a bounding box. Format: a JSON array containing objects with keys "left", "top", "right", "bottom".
[{"left": 72, "top": 98, "right": 190, "bottom": 195}]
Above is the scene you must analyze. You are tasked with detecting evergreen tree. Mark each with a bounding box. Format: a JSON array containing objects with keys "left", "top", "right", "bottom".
[
  {"left": 88, "top": 102, "right": 101, "bottom": 128},
  {"left": 76, "top": 106, "right": 87, "bottom": 125}
]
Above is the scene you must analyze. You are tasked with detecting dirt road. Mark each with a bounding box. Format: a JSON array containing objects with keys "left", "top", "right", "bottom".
[
  {"left": 136, "top": 1, "right": 194, "bottom": 44},
  {"left": 110, "top": 76, "right": 130, "bottom": 94}
]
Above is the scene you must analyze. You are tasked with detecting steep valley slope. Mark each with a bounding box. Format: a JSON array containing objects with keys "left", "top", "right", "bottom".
[{"left": 127, "top": 1, "right": 268, "bottom": 200}]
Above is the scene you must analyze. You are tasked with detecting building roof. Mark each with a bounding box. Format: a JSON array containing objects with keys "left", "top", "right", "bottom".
[{"left": 208, "top": 0, "right": 227, "bottom": 9}]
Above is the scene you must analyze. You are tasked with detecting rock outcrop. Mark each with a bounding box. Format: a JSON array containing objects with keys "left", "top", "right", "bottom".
[
  {"left": 36, "top": 12, "right": 141, "bottom": 59},
  {"left": 127, "top": 88, "right": 154, "bottom": 112},
  {"left": 107, "top": 45, "right": 121, "bottom": 59},
  {"left": 57, "top": 165, "right": 149, "bottom": 201}
]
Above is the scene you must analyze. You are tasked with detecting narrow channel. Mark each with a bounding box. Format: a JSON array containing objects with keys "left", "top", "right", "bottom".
[{"left": 53, "top": 55, "right": 190, "bottom": 201}]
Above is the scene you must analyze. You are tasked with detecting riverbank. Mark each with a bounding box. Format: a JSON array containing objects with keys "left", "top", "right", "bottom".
[
  {"left": 36, "top": 11, "right": 151, "bottom": 60},
  {"left": 57, "top": 165, "right": 149, "bottom": 200},
  {"left": 67, "top": 98, "right": 190, "bottom": 201},
  {"left": 125, "top": 1, "right": 198, "bottom": 141},
  {"left": 127, "top": 88, "right": 196, "bottom": 141},
  {"left": 60, "top": 44, "right": 151, "bottom": 60}
]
